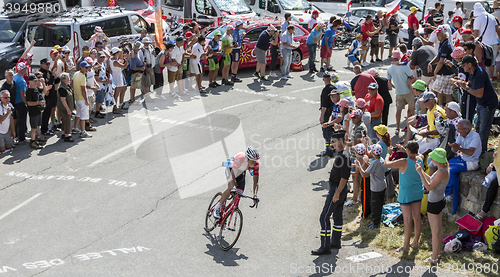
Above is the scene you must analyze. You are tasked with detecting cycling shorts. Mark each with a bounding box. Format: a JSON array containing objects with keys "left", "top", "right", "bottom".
[
  {"left": 225, "top": 168, "right": 246, "bottom": 191},
  {"left": 208, "top": 59, "right": 219, "bottom": 71}
]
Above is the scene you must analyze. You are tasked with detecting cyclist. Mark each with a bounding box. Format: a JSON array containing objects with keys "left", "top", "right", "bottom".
[{"left": 214, "top": 146, "right": 260, "bottom": 218}]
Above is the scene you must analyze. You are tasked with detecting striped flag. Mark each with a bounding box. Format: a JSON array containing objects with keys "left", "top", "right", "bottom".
[
  {"left": 385, "top": 0, "right": 402, "bottom": 17},
  {"left": 154, "top": 0, "right": 165, "bottom": 50},
  {"left": 347, "top": 0, "right": 352, "bottom": 12}
]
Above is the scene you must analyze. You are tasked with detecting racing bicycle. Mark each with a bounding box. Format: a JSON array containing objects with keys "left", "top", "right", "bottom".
[{"left": 204, "top": 190, "right": 259, "bottom": 251}]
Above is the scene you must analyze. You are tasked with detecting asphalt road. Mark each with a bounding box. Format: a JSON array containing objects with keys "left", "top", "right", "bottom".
[{"left": 0, "top": 46, "right": 469, "bottom": 276}]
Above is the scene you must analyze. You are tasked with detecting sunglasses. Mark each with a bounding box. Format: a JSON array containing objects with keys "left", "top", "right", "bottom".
[
  {"left": 26, "top": 58, "right": 33, "bottom": 60},
  {"left": 83, "top": 50, "right": 90, "bottom": 53},
  {"left": 2, "top": 97, "right": 10, "bottom": 99},
  {"left": 97, "top": 46, "right": 103, "bottom": 49},
  {"left": 63, "top": 52, "right": 70, "bottom": 54}
]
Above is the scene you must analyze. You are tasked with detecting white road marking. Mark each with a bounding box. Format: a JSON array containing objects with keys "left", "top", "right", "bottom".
[
  {"left": 0, "top": 193, "right": 42, "bottom": 221},
  {"left": 346, "top": 251, "right": 383, "bottom": 263},
  {"left": 88, "top": 99, "right": 262, "bottom": 167}
]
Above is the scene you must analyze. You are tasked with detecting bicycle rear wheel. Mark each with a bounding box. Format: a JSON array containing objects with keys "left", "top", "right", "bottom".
[
  {"left": 205, "top": 192, "right": 222, "bottom": 232},
  {"left": 219, "top": 207, "right": 243, "bottom": 251}
]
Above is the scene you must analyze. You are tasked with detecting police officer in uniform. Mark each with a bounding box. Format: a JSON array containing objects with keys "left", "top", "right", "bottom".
[
  {"left": 312, "top": 129, "right": 350, "bottom": 255},
  {"left": 318, "top": 72, "right": 337, "bottom": 157}
]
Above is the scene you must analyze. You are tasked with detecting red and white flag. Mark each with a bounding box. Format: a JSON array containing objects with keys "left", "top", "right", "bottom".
[
  {"left": 347, "top": 1, "right": 352, "bottom": 12},
  {"left": 385, "top": 0, "right": 402, "bottom": 17}
]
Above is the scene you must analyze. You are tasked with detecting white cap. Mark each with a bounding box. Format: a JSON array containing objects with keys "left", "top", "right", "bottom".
[
  {"left": 111, "top": 47, "right": 122, "bottom": 54},
  {"left": 235, "top": 20, "right": 244, "bottom": 26},
  {"left": 446, "top": 101, "right": 462, "bottom": 117},
  {"left": 142, "top": 37, "right": 152, "bottom": 43}
]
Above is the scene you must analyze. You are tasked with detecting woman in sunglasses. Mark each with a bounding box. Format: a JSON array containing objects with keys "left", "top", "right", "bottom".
[{"left": 61, "top": 46, "right": 76, "bottom": 78}]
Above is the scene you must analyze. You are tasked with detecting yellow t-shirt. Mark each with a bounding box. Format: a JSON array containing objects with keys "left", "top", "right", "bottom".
[
  {"left": 427, "top": 104, "right": 447, "bottom": 139},
  {"left": 73, "top": 71, "right": 87, "bottom": 101}
]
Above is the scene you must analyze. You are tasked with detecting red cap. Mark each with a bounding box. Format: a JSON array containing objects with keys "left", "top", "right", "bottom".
[
  {"left": 185, "top": 31, "right": 194, "bottom": 38},
  {"left": 451, "top": 15, "right": 463, "bottom": 23},
  {"left": 50, "top": 49, "right": 59, "bottom": 55},
  {"left": 462, "top": 29, "right": 473, "bottom": 35},
  {"left": 312, "top": 10, "right": 319, "bottom": 15}
]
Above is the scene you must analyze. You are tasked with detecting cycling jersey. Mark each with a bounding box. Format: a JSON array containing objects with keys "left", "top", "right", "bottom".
[{"left": 223, "top": 152, "right": 260, "bottom": 190}]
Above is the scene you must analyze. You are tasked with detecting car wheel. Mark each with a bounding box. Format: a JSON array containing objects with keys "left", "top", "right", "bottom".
[{"left": 292, "top": 49, "right": 302, "bottom": 64}]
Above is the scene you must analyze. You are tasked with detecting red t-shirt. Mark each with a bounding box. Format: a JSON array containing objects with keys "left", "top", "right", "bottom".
[
  {"left": 364, "top": 93, "right": 384, "bottom": 119},
  {"left": 16, "top": 58, "right": 32, "bottom": 84},
  {"left": 408, "top": 13, "right": 419, "bottom": 30},
  {"left": 400, "top": 53, "right": 409, "bottom": 63},
  {"left": 353, "top": 74, "right": 376, "bottom": 99},
  {"left": 360, "top": 22, "right": 374, "bottom": 41}
]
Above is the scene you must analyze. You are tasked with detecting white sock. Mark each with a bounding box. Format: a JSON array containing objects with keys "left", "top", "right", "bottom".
[{"left": 169, "top": 82, "right": 175, "bottom": 94}]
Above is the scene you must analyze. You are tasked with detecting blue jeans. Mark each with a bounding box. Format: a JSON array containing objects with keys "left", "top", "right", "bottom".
[
  {"left": 281, "top": 48, "right": 292, "bottom": 77},
  {"left": 369, "top": 117, "right": 382, "bottom": 142},
  {"left": 476, "top": 104, "right": 496, "bottom": 153},
  {"left": 446, "top": 157, "right": 467, "bottom": 214},
  {"left": 307, "top": 43, "right": 317, "bottom": 70}
]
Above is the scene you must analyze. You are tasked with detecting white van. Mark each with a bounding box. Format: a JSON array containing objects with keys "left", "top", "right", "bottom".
[
  {"left": 245, "top": 0, "right": 336, "bottom": 29},
  {"left": 424, "top": 0, "right": 492, "bottom": 19},
  {"left": 25, "top": 6, "right": 155, "bottom": 66},
  {"left": 162, "top": 0, "right": 257, "bottom": 28}
]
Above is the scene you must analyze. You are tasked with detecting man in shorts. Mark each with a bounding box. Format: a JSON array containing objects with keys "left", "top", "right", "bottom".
[
  {"left": 360, "top": 14, "right": 381, "bottom": 66},
  {"left": 84, "top": 57, "right": 98, "bottom": 131},
  {"left": 26, "top": 74, "right": 48, "bottom": 149},
  {"left": 0, "top": 90, "right": 15, "bottom": 153},
  {"left": 208, "top": 31, "right": 222, "bottom": 88},
  {"left": 129, "top": 41, "right": 146, "bottom": 105},
  {"left": 387, "top": 50, "right": 415, "bottom": 135},
  {"left": 72, "top": 62, "right": 93, "bottom": 138},
  {"left": 190, "top": 36, "right": 207, "bottom": 93},
  {"left": 141, "top": 37, "right": 156, "bottom": 98},
  {"left": 221, "top": 26, "right": 235, "bottom": 85},
  {"left": 427, "top": 25, "right": 454, "bottom": 106},
  {"left": 168, "top": 37, "right": 186, "bottom": 94}
]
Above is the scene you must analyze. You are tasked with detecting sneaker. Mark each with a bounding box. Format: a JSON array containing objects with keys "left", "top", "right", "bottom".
[
  {"left": 63, "top": 136, "right": 74, "bottom": 142},
  {"left": 30, "top": 141, "right": 43, "bottom": 149},
  {"left": 99, "top": 106, "right": 106, "bottom": 112},
  {"left": 344, "top": 199, "right": 356, "bottom": 207},
  {"left": 231, "top": 76, "right": 242, "bottom": 82},
  {"left": 326, "top": 65, "right": 334, "bottom": 71},
  {"left": 281, "top": 76, "right": 288, "bottom": 80},
  {"left": 80, "top": 131, "right": 92, "bottom": 138},
  {"left": 370, "top": 59, "right": 375, "bottom": 63},
  {"left": 222, "top": 79, "right": 234, "bottom": 85},
  {"left": 260, "top": 75, "right": 269, "bottom": 81},
  {"left": 43, "top": 130, "right": 55, "bottom": 136},
  {"left": 253, "top": 72, "right": 261, "bottom": 78},
  {"left": 213, "top": 203, "right": 222, "bottom": 219},
  {"left": 171, "top": 92, "right": 181, "bottom": 98},
  {"left": 85, "top": 125, "right": 97, "bottom": 132},
  {"left": 394, "top": 129, "right": 400, "bottom": 136},
  {"left": 214, "top": 82, "right": 221, "bottom": 87},
  {"left": 36, "top": 136, "right": 47, "bottom": 142},
  {"left": 157, "top": 95, "right": 167, "bottom": 100},
  {"left": 52, "top": 124, "right": 61, "bottom": 131},
  {"left": 71, "top": 128, "right": 80, "bottom": 134},
  {"left": 269, "top": 72, "right": 278, "bottom": 77},
  {"left": 286, "top": 75, "right": 293, "bottom": 79},
  {"left": 209, "top": 82, "right": 217, "bottom": 88},
  {"left": 376, "top": 58, "right": 382, "bottom": 62},
  {"left": 445, "top": 195, "right": 453, "bottom": 202},
  {"left": 320, "top": 66, "right": 325, "bottom": 72}
]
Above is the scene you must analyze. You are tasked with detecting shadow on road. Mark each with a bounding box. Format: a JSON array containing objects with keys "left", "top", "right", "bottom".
[
  {"left": 307, "top": 156, "right": 330, "bottom": 172},
  {"left": 312, "top": 180, "right": 329, "bottom": 192},
  {"left": 309, "top": 251, "right": 339, "bottom": 277},
  {"left": 202, "top": 232, "right": 249, "bottom": 267}
]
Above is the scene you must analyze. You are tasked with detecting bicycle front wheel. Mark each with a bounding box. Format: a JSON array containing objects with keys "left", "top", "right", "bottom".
[
  {"left": 205, "top": 192, "right": 222, "bottom": 232},
  {"left": 219, "top": 207, "right": 243, "bottom": 251}
]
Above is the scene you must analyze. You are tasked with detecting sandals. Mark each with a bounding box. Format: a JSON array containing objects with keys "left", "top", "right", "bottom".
[
  {"left": 395, "top": 246, "right": 410, "bottom": 252},
  {"left": 424, "top": 257, "right": 439, "bottom": 264},
  {"left": 95, "top": 112, "right": 105, "bottom": 118},
  {"left": 410, "top": 243, "right": 419, "bottom": 248},
  {"left": 112, "top": 108, "right": 122, "bottom": 114}
]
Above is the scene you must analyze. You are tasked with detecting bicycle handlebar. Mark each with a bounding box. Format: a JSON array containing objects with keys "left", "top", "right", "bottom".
[{"left": 230, "top": 190, "right": 259, "bottom": 208}]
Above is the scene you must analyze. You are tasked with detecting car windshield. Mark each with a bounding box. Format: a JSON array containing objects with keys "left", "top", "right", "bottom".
[
  {"left": 0, "top": 19, "right": 23, "bottom": 43},
  {"left": 212, "top": 0, "right": 253, "bottom": 14},
  {"left": 279, "top": 0, "right": 310, "bottom": 11}
]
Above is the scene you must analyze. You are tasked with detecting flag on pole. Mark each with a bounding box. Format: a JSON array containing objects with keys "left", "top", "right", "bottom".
[
  {"left": 154, "top": 0, "right": 165, "bottom": 50},
  {"left": 107, "top": 0, "right": 117, "bottom": 6},
  {"left": 347, "top": 1, "right": 352, "bottom": 12},
  {"left": 385, "top": 0, "right": 402, "bottom": 17}
]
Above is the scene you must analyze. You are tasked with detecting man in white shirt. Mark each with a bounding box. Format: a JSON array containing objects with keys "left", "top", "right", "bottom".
[
  {"left": 190, "top": 36, "right": 207, "bottom": 93},
  {"left": 308, "top": 10, "right": 320, "bottom": 32},
  {"left": 473, "top": 2, "right": 500, "bottom": 78},
  {"left": 167, "top": 37, "right": 186, "bottom": 97},
  {"left": 452, "top": 2, "right": 464, "bottom": 18},
  {"left": 0, "top": 90, "right": 15, "bottom": 153},
  {"left": 421, "top": 15, "right": 453, "bottom": 53},
  {"left": 49, "top": 49, "right": 64, "bottom": 78},
  {"left": 84, "top": 57, "right": 99, "bottom": 130}
]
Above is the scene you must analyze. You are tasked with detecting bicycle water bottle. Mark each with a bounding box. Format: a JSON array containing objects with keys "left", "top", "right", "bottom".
[{"left": 222, "top": 159, "right": 233, "bottom": 168}]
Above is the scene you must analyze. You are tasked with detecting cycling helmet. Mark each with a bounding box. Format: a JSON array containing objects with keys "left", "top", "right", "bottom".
[
  {"left": 330, "top": 72, "right": 339, "bottom": 83},
  {"left": 245, "top": 146, "right": 260, "bottom": 161}
]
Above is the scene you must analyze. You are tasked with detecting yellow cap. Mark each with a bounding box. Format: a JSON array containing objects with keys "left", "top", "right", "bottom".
[
  {"left": 373, "top": 124, "right": 388, "bottom": 136},
  {"left": 53, "top": 45, "right": 62, "bottom": 50},
  {"left": 356, "top": 33, "right": 362, "bottom": 38},
  {"left": 410, "top": 6, "right": 418, "bottom": 12}
]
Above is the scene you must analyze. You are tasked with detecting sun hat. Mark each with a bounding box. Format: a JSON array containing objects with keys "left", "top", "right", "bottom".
[
  {"left": 412, "top": 80, "right": 426, "bottom": 91},
  {"left": 355, "top": 98, "right": 366, "bottom": 108},
  {"left": 353, "top": 143, "right": 367, "bottom": 155},
  {"left": 429, "top": 148, "right": 447, "bottom": 164},
  {"left": 339, "top": 98, "right": 350, "bottom": 108},
  {"left": 16, "top": 62, "right": 26, "bottom": 71},
  {"left": 350, "top": 109, "right": 363, "bottom": 118},
  {"left": 451, "top": 46, "right": 466, "bottom": 59},
  {"left": 446, "top": 101, "right": 462, "bottom": 117},
  {"left": 133, "top": 41, "right": 143, "bottom": 50},
  {"left": 373, "top": 124, "right": 388, "bottom": 136},
  {"left": 371, "top": 144, "right": 383, "bottom": 156}
]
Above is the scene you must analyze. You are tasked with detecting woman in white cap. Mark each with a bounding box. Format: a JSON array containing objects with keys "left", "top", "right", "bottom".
[
  {"left": 109, "top": 47, "right": 129, "bottom": 114},
  {"left": 61, "top": 46, "right": 76, "bottom": 78}
]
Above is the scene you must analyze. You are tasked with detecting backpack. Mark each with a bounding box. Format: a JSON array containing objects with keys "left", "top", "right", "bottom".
[{"left": 476, "top": 41, "right": 494, "bottom": 67}]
